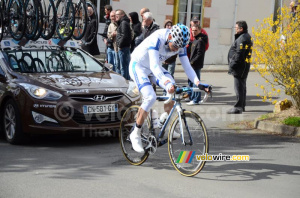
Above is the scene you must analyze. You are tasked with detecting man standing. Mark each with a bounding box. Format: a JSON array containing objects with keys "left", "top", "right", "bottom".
[
  {"left": 81, "top": 6, "right": 100, "bottom": 56},
  {"left": 135, "top": 12, "right": 160, "bottom": 47},
  {"left": 187, "top": 24, "right": 208, "bottom": 105},
  {"left": 116, "top": 9, "right": 132, "bottom": 80},
  {"left": 227, "top": 20, "right": 252, "bottom": 114}
]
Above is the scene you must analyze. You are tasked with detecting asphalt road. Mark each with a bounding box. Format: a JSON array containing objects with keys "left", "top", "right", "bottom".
[{"left": 0, "top": 72, "right": 299, "bottom": 198}]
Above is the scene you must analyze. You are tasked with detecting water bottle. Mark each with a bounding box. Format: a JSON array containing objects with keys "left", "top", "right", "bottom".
[
  {"left": 152, "top": 109, "right": 159, "bottom": 129},
  {"left": 158, "top": 112, "right": 169, "bottom": 129}
]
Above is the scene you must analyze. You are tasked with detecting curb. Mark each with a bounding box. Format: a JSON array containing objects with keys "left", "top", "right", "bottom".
[{"left": 255, "top": 120, "right": 300, "bottom": 136}]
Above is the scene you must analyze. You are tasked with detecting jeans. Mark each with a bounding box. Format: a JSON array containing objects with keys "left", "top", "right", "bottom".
[
  {"left": 114, "top": 51, "right": 120, "bottom": 74},
  {"left": 118, "top": 47, "right": 131, "bottom": 80},
  {"left": 188, "top": 68, "right": 201, "bottom": 103},
  {"left": 162, "top": 62, "right": 175, "bottom": 77},
  {"left": 107, "top": 47, "right": 115, "bottom": 70}
]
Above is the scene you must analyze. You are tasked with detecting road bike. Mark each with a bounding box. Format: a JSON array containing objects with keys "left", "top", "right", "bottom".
[{"left": 119, "top": 85, "right": 212, "bottom": 177}]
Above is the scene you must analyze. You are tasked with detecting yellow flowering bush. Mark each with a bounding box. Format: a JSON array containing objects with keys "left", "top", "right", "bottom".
[{"left": 252, "top": 6, "right": 300, "bottom": 109}]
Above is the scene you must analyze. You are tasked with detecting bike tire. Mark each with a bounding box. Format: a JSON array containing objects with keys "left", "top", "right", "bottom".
[
  {"left": 41, "top": 0, "right": 56, "bottom": 40},
  {"left": 72, "top": 0, "right": 87, "bottom": 40},
  {"left": 83, "top": 1, "right": 98, "bottom": 45},
  {"left": 119, "top": 105, "right": 150, "bottom": 165},
  {"left": 7, "top": 0, "right": 26, "bottom": 41},
  {"left": 56, "top": 0, "right": 75, "bottom": 41},
  {"left": 168, "top": 111, "right": 209, "bottom": 177},
  {"left": 0, "top": 6, "right": 3, "bottom": 42},
  {"left": 33, "top": 58, "right": 46, "bottom": 72},
  {"left": 32, "top": 0, "right": 44, "bottom": 41},
  {"left": 24, "top": 0, "right": 39, "bottom": 40}
]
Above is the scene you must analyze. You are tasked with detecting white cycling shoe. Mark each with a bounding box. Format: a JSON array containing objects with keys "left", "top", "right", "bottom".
[{"left": 130, "top": 127, "right": 144, "bottom": 153}]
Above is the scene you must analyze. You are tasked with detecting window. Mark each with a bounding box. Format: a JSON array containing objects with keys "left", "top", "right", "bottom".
[{"left": 178, "top": 0, "right": 203, "bottom": 26}]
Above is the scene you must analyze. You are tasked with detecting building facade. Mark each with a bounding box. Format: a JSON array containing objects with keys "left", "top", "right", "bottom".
[{"left": 95, "top": 0, "right": 291, "bottom": 64}]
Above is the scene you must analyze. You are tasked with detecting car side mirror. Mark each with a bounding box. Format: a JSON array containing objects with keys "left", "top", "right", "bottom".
[{"left": 104, "top": 63, "right": 113, "bottom": 71}]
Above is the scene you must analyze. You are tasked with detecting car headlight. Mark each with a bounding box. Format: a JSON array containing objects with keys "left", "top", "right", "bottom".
[
  {"left": 19, "top": 83, "right": 62, "bottom": 100},
  {"left": 126, "top": 81, "right": 139, "bottom": 98}
]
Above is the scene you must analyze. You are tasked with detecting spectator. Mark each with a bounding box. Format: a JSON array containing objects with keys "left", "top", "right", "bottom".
[
  {"left": 227, "top": 20, "right": 252, "bottom": 114},
  {"left": 129, "top": 12, "right": 142, "bottom": 53},
  {"left": 107, "top": 10, "right": 119, "bottom": 72},
  {"left": 81, "top": 6, "right": 100, "bottom": 56},
  {"left": 140, "top": 7, "right": 150, "bottom": 27},
  {"left": 135, "top": 12, "right": 160, "bottom": 46},
  {"left": 116, "top": 9, "right": 132, "bottom": 80},
  {"left": 103, "top": 5, "right": 113, "bottom": 63},
  {"left": 186, "top": 24, "right": 208, "bottom": 105},
  {"left": 187, "top": 17, "right": 209, "bottom": 56}
]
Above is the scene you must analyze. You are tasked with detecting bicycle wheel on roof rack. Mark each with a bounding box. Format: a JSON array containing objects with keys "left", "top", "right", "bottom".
[
  {"left": 0, "top": 6, "right": 3, "bottom": 42},
  {"left": 24, "top": 0, "right": 40, "bottom": 40},
  {"left": 41, "top": 0, "right": 56, "bottom": 40},
  {"left": 72, "top": 0, "right": 87, "bottom": 40},
  {"left": 56, "top": 0, "right": 75, "bottom": 41},
  {"left": 7, "top": 0, "right": 26, "bottom": 41},
  {"left": 82, "top": 1, "right": 98, "bottom": 45},
  {"left": 32, "top": 0, "right": 44, "bottom": 41}
]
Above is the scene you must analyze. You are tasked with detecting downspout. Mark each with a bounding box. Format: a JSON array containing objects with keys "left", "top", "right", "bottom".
[
  {"left": 232, "top": 0, "right": 238, "bottom": 42},
  {"left": 173, "top": 0, "right": 179, "bottom": 24}
]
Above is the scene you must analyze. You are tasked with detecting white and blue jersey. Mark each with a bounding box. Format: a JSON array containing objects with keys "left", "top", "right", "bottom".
[{"left": 129, "top": 29, "right": 200, "bottom": 112}]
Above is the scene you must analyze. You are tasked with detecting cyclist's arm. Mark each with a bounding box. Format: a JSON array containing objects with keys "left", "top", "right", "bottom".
[{"left": 179, "top": 48, "right": 200, "bottom": 85}]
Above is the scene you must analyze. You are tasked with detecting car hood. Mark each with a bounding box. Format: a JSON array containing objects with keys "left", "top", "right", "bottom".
[{"left": 21, "top": 72, "right": 129, "bottom": 90}]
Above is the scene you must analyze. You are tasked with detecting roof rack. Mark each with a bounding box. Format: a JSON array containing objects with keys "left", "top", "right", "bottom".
[{"left": 0, "top": 38, "right": 81, "bottom": 50}]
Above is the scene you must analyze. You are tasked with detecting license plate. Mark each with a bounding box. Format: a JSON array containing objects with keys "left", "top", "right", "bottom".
[{"left": 83, "top": 104, "right": 118, "bottom": 114}]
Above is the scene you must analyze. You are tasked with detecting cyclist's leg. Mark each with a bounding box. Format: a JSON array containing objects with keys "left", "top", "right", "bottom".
[{"left": 129, "top": 61, "right": 156, "bottom": 152}]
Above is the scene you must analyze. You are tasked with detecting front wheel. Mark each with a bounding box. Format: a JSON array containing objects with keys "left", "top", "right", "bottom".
[
  {"left": 119, "top": 105, "right": 150, "bottom": 165},
  {"left": 168, "top": 111, "right": 209, "bottom": 177},
  {"left": 2, "top": 99, "right": 27, "bottom": 144}
]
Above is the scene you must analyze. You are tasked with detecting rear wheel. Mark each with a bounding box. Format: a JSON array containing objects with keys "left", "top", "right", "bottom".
[
  {"left": 56, "top": 0, "right": 75, "bottom": 41},
  {"left": 119, "top": 105, "right": 150, "bottom": 165},
  {"left": 2, "top": 99, "right": 27, "bottom": 144},
  {"left": 41, "top": 0, "right": 56, "bottom": 40},
  {"left": 7, "top": 0, "right": 26, "bottom": 40},
  {"left": 72, "top": 0, "right": 87, "bottom": 40},
  {"left": 168, "top": 111, "right": 208, "bottom": 177}
]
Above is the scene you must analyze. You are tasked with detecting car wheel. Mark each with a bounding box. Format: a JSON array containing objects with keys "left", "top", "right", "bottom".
[{"left": 2, "top": 99, "right": 27, "bottom": 144}]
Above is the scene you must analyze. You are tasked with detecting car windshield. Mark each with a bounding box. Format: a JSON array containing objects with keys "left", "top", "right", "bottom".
[{"left": 3, "top": 49, "right": 106, "bottom": 73}]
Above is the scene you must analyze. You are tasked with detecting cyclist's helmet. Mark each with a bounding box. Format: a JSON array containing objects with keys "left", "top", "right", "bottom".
[{"left": 170, "top": 23, "right": 190, "bottom": 48}]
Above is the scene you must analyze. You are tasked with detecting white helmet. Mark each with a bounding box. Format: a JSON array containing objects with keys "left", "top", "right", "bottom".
[{"left": 170, "top": 23, "right": 190, "bottom": 48}]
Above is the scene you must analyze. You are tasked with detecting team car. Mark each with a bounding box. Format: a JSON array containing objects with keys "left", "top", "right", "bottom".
[{"left": 0, "top": 39, "right": 140, "bottom": 144}]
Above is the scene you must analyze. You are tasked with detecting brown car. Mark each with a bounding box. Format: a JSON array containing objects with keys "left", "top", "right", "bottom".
[{"left": 0, "top": 45, "right": 141, "bottom": 144}]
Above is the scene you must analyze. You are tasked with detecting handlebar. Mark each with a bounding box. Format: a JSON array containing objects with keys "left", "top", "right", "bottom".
[{"left": 161, "top": 85, "right": 212, "bottom": 104}]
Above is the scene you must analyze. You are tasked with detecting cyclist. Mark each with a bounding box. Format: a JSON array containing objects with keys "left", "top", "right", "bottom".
[{"left": 129, "top": 23, "right": 210, "bottom": 153}]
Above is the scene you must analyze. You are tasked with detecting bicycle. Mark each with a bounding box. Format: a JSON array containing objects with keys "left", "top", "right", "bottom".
[{"left": 119, "top": 85, "right": 212, "bottom": 177}]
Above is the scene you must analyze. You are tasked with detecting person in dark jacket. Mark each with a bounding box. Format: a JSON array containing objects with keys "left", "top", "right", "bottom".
[
  {"left": 116, "top": 9, "right": 132, "bottom": 80},
  {"left": 135, "top": 12, "right": 160, "bottom": 46},
  {"left": 186, "top": 24, "right": 208, "bottom": 105},
  {"left": 227, "top": 20, "right": 252, "bottom": 114},
  {"left": 129, "top": 12, "right": 142, "bottom": 53},
  {"left": 81, "top": 6, "right": 100, "bottom": 56}
]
